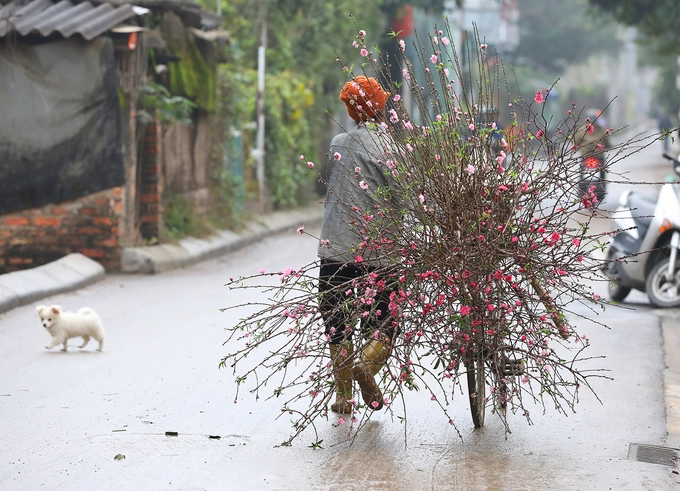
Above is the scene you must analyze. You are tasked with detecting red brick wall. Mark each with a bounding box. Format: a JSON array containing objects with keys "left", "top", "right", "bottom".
[
  {"left": 0, "top": 187, "right": 123, "bottom": 272},
  {"left": 139, "top": 119, "right": 164, "bottom": 241}
]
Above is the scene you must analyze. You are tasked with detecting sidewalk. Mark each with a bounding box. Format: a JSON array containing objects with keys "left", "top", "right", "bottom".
[{"left": 0, "top": 204, "right": 323, "bottom": 314}]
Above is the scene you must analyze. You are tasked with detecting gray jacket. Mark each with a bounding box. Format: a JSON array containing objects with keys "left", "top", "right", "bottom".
[{"left": 318, "top": 124, "right": 399, "bottom": 265}]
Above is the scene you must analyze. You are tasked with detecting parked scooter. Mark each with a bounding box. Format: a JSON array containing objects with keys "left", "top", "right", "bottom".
[{"left": 603, "top": 153, "right": 680, "bottom": 307}]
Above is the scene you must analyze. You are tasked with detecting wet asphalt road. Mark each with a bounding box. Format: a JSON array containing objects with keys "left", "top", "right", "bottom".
[{"left": 1, "top": 127, "right": 679, "bottom": 490}]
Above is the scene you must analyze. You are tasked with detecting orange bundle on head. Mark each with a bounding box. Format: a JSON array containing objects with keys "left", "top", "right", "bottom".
[{"left": 339, "top": 76, "right": 390, "bottom": 122}]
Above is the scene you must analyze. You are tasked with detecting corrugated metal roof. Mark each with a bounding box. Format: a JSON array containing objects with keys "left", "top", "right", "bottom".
[{"left": 0, "top": 0, "right": 136, "bottom": 40}]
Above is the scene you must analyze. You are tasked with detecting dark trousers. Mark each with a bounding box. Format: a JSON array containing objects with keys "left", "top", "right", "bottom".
[{"left": 318, "top": 259, "right": 396, "bottom": 345}]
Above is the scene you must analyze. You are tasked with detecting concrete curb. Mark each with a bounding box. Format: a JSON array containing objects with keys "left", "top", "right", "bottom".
[
  {"left": 0, "top": 205, "right": 323, "bottom": 313},
  {"left": 660, "top": 312, "right": 680, "bottom": 449},
  {"left": 121, "top": 204, "right": 323, "bottom": 274},
  {"left": 0, "top": 253, "right": 105, "bottom": 315}
]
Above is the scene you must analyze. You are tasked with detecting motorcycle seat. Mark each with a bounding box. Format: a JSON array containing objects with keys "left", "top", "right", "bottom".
[{"left": 629, "top": 193, "right": 656, "bottom": 229}]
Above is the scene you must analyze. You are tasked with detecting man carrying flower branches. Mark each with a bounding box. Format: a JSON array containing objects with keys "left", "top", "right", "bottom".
[{"left": 318, "top": 75, "right": 400, "bottom": 414}]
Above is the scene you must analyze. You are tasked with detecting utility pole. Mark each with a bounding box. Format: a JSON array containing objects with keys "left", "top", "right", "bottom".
[{"left": 254, "top": 2, "right": 268, "bottom": 212}]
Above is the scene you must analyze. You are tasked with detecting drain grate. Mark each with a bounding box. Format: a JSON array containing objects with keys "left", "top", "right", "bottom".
[{"left": 628, "top": 443, "right": 680, "bottom": 467}]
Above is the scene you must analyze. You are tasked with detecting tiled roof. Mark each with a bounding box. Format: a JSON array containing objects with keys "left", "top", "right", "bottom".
[{"left": 0, "top": 0, "right": 136, "bottom": 40}]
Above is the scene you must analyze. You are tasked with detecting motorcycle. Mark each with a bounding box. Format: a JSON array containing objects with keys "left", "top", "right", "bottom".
[{"left": 602, "top": 153, "right": 680, "bottom": 307}]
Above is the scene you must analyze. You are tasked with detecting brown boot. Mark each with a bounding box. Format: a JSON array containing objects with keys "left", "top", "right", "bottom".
[
  {"left": 329, "top": 343, "right": 354, "bottom": 414},
  {"left": 351, "top": 339, "right": 389, "bottom": 410}
]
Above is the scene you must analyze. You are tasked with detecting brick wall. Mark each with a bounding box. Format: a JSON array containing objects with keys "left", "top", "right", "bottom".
[
  {"left": 139, "top": 119, "right": 164, "bottom": 241},
  {"left": 0, "top": 187, "right": 123, "bottom": 273}
]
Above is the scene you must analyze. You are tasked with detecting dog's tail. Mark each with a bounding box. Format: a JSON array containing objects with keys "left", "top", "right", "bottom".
[{"left": 77, "top": 308, "right": 97, "bottom": 316}]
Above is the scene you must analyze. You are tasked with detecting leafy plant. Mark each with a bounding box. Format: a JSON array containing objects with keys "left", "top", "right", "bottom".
[
  {"left": 137, "top": 82, "right": 198, "bottom": 125},
  {"left": 162, "top": 192, "right": 212, "bottom": 242}
]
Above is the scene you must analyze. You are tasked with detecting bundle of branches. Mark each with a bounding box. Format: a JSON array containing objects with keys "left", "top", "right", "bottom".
[{"left": 221, "top": 22, "right": 640, "bottom": 447}]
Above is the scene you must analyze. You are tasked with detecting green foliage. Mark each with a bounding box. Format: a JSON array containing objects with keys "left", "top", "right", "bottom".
[
  {"left": 217, "top": 66, "right": 256, "bottom": 129},
  {"left": 588, "top": 0, "right": 680, "bottom": 55},
  {"left": 588, "top": 0, "right": 680, "bottom": 114},
  {"left": 379, "top": 0, "right": 450, "bottom": 13},
  {"left": 263, "top": 71, "right": 316, "bottom": 209},
  {"left": 163, "top": 12, "right": 217, "bottom": 111},
  {"left": 211, "top": 1, "right": 386, "bottom": 210},
  {"left": 138, "top": 82, "right": 198, "bottom": 124},
  {"left": 651, "top": 57, "right": 680, "bottom": 118},
  {"left": 163, "top": 192, "right": 212, "bottom": 242},
  {"left": 210, "top": 165, "right": 245, "bottom": 231},
  {"left": 510, "top": 0, "right": 619, "bottom": 76}
]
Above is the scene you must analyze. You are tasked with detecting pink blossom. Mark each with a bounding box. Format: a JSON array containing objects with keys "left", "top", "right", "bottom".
[
  {"left": 536, "top": 129, "right": 544, "bottom": 138},
  {"left": 299, "top": 154, "right": 304, "bottom": 160},
  {"left": 511, "top": 236, "right": 519, "bottom": 243},
  {"left": 393, "top": 94, "right": 401, "bottom": 102},
  {"left": 460, "top": 305, "right": 471, "bottom": 315},
  {"left": 307, "top": 161, "right": 314, "bottom": 169},
  {"left": 573, "top": 238, "right": 581, "bottom": 246},
  {"left": 371, "top": 401, "right": 379, "bottom": 408},
  {"left": 258, "top": 267, "right": 267, "bottom": 274},
  {"left": 359, "top": 180, "right": 368, "bottom": 190},
  {"left": 296, "top": 225, "right": 305, "bottom": 235},
  {"left": 480, "top": 43, "right": 487, "bottom": 49},
  {"left": 359, "top": 30, "right": 366, "bottom": 38},
  {"left": 469, "top": 123, "right": 475, "bottom": 131},
  {"left": 444, "top": 68, "right": 450, "bottom": 78},
  {"left": 441, "top": 37, "right": 449, "bottom": 45},
  {"left": 355, "top": 167, "right": 361, "bottom": 173},
  {"left": 338, "top": 417, "right": 345, "bottom": 425},
  {"left": 587, "top": 124, "right": 594, "bottom": 135},
  {"left": 390, "top": 109, "right": 399, "bottom": 123},
  {"left": 430, "top": 54, "right": 438, "bottom": 64},
  {"left": 355, "top": 255, "right": 363, "bottom": 263},
  {"left": 402, "top": 68, "right": 410, "bottom": 80},
  {"left": 361, "top": 48, "right": 368, "bottom": 57},
  {"left": 534, "top": 90, "right": 544, "bottom": 104},
  {"left": 399, "top": 39, "right": 405, "bottom": 51},
  {"left": 320, "top": 239, "right": 329, "bottom": 249},
  {"left": 466, "top": 165, "right": 475, "bottom": 174},
  {"left": 333, "top": 152, "right": 341, "bottom": 160}
]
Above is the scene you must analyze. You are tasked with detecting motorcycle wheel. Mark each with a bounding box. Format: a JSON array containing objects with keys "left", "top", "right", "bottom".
[
  {"left": 646, "top": 257, "right": 680, "bottom": 308},
  {"left": 608, "top": 280, "right": 631, "bottom": 302}
]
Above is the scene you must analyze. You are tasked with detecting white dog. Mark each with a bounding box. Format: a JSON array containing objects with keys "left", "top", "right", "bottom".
[{"left": 37, "top": 305, "right": 105, "bottom": 352}]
